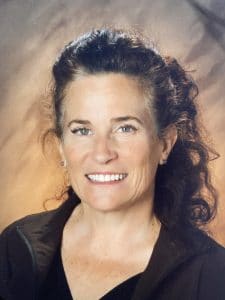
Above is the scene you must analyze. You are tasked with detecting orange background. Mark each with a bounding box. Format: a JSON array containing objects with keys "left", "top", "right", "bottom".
[{"left": 0, "top": 0, "right": 225, "bottom": 244}]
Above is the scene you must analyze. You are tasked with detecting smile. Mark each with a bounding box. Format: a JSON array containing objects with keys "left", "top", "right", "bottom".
[{"left": 86, "top": 173, "right": 128, "bottom": 183}]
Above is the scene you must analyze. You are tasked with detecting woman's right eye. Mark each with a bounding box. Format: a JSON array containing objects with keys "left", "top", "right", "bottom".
[{"left": 70, "top": 127, "right": 92, "bottom": 136}]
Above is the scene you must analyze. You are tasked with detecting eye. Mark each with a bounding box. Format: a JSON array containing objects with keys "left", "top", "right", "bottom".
[
  {"left": 70, "top": 127, "right": 92, "bottom": 136},
  {"left": 117, "top": 124, "right": 137, "bottom": 133}
]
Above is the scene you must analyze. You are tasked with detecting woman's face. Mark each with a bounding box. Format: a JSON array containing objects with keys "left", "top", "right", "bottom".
[{"left": 60, "top": 73, "right": 167, "bottom": 212}]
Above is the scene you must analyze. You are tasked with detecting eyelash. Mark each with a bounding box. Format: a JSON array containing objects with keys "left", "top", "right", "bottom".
[
  {"left": 70, "top": 127, "right": 92, "bottom": 135},
  {"left": 70, "top": 124, "right": 138, "bottom": 135},
  {"left": 117, "top": 124, "right": 138, "bottom": 133}
]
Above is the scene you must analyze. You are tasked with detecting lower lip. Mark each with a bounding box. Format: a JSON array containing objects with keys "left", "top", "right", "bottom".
[{"left": 85, "top": 176, "right": 127, "bottom": 185}]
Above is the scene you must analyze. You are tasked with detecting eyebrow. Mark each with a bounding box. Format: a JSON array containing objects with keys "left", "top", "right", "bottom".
[
  {"left": 67, "top": 115, "right": 144, "bottom": 127},
  {"left": 111, "top": 116, "right": 144, "bottom": 125},
  {"left": 68, "top": 119, "right": 90, "bottom": 127}
]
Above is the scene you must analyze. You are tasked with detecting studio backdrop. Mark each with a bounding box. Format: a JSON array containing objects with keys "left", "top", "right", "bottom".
[{"left": 0, "top": 0, "right": 225, "bottom": 244}]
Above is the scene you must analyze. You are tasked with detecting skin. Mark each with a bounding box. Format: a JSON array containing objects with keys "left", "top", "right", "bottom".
[{"left": 59, "top": 73, "right": 177, "bottom": 299}]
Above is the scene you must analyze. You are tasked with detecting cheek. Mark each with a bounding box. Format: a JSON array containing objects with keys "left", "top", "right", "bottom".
[
  {"left": 62, "top": 131, "right": 92, "bottom": 162},
  {"left": 127, "top": 135, "right": 159, "bottom": 165},
  {"left": 62, "top": 142, "right": 84, "bottom": 169},
  {"left": 128, "top": 140, "right": 160, "bottom": 182}
]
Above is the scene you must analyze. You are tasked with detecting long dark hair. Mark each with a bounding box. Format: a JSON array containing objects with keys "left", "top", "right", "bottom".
[{"left": 48, "top": 28, "right": 218, "bottom": 231}]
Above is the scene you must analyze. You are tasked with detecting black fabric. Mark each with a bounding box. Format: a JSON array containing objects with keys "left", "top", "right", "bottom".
[
  {"left": 39, "top": 244, "right": 141, "bottom": 300},
  {"left": 1, "top": 195, "right": 225, "bottom": 300}
]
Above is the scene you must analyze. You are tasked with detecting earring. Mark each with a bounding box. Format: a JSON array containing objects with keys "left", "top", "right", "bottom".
[
  {"left": 160, "top": 158, "right": 167, "bottom": 165},
  {"left": 60, "top": 160, "right": 67, "bottom": 167}
]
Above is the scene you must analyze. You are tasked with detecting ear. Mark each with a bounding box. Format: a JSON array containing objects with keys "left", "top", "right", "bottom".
[{"left": 159, "top": 125, "right": 177, "bottom": 165}]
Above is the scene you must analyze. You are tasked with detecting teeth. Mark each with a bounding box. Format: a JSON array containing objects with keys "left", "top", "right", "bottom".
[{"left": 87, "top": 174, "right": 127, "bottom": 182}]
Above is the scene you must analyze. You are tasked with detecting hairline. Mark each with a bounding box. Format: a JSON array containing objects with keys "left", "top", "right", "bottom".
[{"left": 57, "top": 70, "right": 160, "bottom": 139}]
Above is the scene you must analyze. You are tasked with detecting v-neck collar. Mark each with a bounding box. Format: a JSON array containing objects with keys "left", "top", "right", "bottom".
[{"left": 16, "top": 194, "right": 213, "bottom": 299}]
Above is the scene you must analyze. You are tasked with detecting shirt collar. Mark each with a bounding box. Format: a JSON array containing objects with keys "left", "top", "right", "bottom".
[{"left": 16, "top": 194, "right": 213, "bottom": 298}]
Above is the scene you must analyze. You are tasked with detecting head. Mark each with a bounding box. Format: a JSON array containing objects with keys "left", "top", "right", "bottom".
[{"left": 49, "top": 28, "right": 218, "bottom": 230}]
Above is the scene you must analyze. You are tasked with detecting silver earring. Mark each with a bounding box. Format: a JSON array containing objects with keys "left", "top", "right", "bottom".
[
  {"left": 60, "top": 160, "right": 67, "bottom": 167},
  {"left": 160, "top": 158, "right": 167, "bottom": 165}
]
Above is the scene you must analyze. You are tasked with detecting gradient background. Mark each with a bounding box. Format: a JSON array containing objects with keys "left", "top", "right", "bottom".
[{"left": 0, "top": 0, "right": 225, "bottom": 244}]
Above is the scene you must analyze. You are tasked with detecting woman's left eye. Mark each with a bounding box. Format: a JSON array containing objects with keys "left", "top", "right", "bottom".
[{"left": 117, "top": 125, "right": 137, "bottom": 133}]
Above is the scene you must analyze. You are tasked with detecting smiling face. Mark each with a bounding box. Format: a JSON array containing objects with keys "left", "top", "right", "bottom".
[{"left": 60, "top": 73, "right": 169, "bottom": 212}]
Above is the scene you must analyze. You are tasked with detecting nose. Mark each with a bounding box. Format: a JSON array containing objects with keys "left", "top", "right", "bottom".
[{"left": 92, "top": 135, "right": 118, "bottom": 164}]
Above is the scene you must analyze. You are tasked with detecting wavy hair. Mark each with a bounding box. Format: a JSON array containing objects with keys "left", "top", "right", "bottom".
[{"left": 49, "top": 28, "right": 218, "bottom": 230}]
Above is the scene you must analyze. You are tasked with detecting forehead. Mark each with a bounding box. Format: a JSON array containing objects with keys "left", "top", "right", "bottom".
[{"left": 63, "top": 73, "right": 154, "bottom": 121}]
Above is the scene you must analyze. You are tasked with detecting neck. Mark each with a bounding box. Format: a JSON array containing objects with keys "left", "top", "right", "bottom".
[{"left": 70, "top": 195, "right": 161, "bottom": 251}]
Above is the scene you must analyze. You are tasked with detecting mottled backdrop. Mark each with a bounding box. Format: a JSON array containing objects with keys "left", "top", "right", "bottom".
[{"left": 0, "top": 0, "right": 225, "bottom": 244}]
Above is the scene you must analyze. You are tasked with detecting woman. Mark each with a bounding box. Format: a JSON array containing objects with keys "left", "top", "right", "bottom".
[{"left": 0, "top": 28, "right": 225, "bottom": 300}]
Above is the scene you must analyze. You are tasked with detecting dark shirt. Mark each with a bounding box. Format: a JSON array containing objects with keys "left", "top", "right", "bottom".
[
  {"left": 39, "top": 245, "right": 142, "bottom": 300},
  {"left": 1, "top": 196, "right": 225, "bottom": 300}
]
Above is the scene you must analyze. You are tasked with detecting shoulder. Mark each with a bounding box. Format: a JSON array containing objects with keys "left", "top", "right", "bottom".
[
  {"left": 164, "top": 225, "right": 225, "bottom": 281},
  {"left": 184, "top": 227, "right": 225, "bottom": 269},
  {"left": 207, "top": 237, "right": 225, "bottom": 260},
  {"left": 0, "top": 208, "right": 59, "bottom": 263},
  {"left": 199, "top": 232, "right": 225, "bottom": 270},
  {"left": 0, "top": 208, "right": 58, "bottom": 237},
  {"left": 195, "top": 236, "right": 225, "bottom": 299},
  {"left": 0, "top": 204, "right": 65, "bottom": 298},
  {"left": 184, "top": 229, "right": 225, "bottom": 298},
  {"left": 194, "top": 229, "right": 225, "bottom": 264},
  {"left": 0, "top": 196, "right": 79, "bottom": 240},
  {"left": 198, "top": 237, "right": 225, "bottom": 280},
  {"left": 0, "top": 210, "right": 56, "bottom": 298},
  {"left": 158, "top": 226, "right": 225, "bottom": 299}
]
